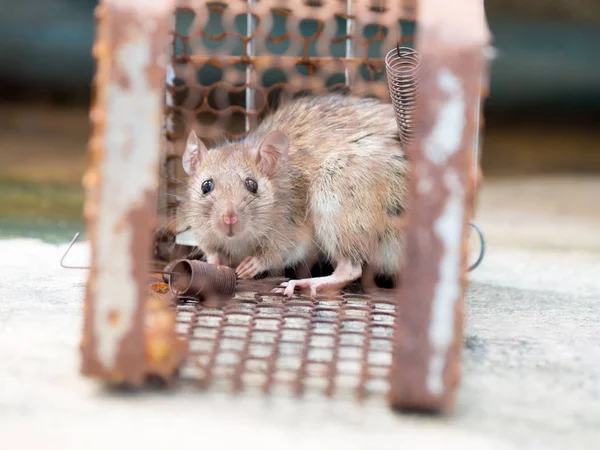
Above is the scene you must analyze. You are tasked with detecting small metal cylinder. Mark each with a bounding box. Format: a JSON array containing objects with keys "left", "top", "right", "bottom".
[
  {"left": 385, "top": 47, "right": 421, "bottom": 146},
  {"left": 169, "top": 259, "right": 237, "bottom": 298}
]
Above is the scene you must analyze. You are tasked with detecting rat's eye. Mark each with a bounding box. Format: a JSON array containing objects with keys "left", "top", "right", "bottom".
[
  {"left": 244, "top": 178, "right": 258, "bottom": 194},
  {"left": 201, "top": 179, "right": 214, "bottom": 195},
  {"left": 245, "top": 178, "right": 258, "bottom": 194}
]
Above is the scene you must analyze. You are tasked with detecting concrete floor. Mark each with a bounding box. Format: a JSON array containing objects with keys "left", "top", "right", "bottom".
[{"left": 1, "top": 176, "right": 599, "bottom": 449}]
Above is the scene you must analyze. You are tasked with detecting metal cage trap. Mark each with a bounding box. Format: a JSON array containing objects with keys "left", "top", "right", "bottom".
[{"left": 80, "top": 0, "right": 492, "bottom": 414}]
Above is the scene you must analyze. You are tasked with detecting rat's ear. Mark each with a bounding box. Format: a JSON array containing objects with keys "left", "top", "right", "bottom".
[
  {"left": 255, "top": 130, "right": 289, "bottom": 177},
  {"left": 182, "top": 131, "right": 208, "bottom": 175}
]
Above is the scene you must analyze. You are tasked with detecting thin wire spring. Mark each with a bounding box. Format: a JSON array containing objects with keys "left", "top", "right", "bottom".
[
  {"left": 385, "top": 47, "right": 420, "bottom": 147},
  {"left": 385, "top": 46, "right": 486, "bottom": 271}
]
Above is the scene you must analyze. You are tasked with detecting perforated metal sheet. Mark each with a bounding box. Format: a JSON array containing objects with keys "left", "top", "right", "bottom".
[
  {"left": 166, "top": 0, "right": 417, "bottom": 142},
  {"left": 174, "top": 287, "right": 397, "bottom": 400},
  {"left": 163, "top": 0, "right": 417, "bottom": 246},
  {"left": 162, "top": 1, "right": 410, "bottom": 400}
]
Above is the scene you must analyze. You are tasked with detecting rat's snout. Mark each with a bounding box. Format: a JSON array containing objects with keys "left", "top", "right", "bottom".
[
  {"left": 218, "top": 204, "right": 241, "bottom": 237},
  {"left": 222, "top": 211, "right": 238, "bottom": 225}
]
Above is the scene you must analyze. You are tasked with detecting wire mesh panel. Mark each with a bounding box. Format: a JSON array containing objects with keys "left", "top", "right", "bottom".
[
  {"left": 168, "top": 286, "right": 395, "bottom": 401},
  {"left": 161, "top": 0, "right": 418, "bottom": 235},
  {"left": 156, "top": 2, "right": 416, "bottom": 405},
  {"left": 166, "top": 0, "right": 417, "bottom": 141}
]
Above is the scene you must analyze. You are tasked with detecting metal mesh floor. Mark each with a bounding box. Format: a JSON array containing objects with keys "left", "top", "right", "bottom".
[{"left": 174, "top": 287, "right": 397, "bottom": 401}]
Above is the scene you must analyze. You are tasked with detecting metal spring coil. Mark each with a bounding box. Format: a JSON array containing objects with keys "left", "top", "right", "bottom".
[{"left": 385, "top": 47, "right": 421, "bottom": 147}]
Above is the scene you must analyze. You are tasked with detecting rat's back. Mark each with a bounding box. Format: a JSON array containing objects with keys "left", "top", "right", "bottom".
[
  {"left": 256, "top": 94, "right": 399, "bottom": 158},
  {"left": 259, "top": 94, "right": 409, "bottom": 275}
]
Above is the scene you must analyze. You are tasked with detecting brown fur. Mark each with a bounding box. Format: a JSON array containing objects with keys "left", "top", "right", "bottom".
[{"left": 181, "top": 94, "right": 408, "bottom": 276}]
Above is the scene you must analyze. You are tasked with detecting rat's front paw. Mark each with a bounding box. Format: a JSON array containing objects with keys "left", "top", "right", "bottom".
[{"left": 236, "top": 256, "right": 264, "bottom": 279}]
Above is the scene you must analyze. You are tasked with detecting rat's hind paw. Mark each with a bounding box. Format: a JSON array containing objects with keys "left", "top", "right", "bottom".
[
  {"left": 272, "top": 281, "right": 299, "bottom": 297},
  {"left": 281, "top": 277, "right": 340, "bottom": 298},
  {"left": 282, "top": 260, "right": 362, "bottom": 298},
  {"left": 272, "top": 284, "right": 287, "bottom": 296},
  {"left": 236, "top": 256, "right": 263, "bottom": 279}
]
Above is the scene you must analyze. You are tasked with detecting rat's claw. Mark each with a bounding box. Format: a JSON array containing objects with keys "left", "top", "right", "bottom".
[
  {"left": 282, "top": 279, "right": 319, "bottom": 298},
  {"left": 236, "top": 256, "right": 262, "bottom": 279},
  {"left": 283, "top": 280, "right": 297, "bottom": 298},
  {"left": 272, "top": 285, "right": 286, "bottom": 295},
  {"left": 281, "top": 276, "right": 352, "bottom": 299},
  {"left": 271, "top": 281, "right": 288, "bottom": 296}
]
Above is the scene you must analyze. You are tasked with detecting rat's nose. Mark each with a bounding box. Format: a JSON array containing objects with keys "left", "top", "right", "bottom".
[{"left": 222, "top": 212, "right": 238, "bottom": 225}]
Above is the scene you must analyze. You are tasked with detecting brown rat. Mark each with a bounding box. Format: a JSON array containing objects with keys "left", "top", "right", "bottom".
[{"left": 180, "top": 94, "right": 408, "bottom": 297}]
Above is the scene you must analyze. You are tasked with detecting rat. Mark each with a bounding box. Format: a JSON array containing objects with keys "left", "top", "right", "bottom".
[{"left": 180, "top": 93, "right": 408, "bottom": 298}]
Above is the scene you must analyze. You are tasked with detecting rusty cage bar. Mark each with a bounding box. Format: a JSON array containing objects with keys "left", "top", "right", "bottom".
[{"left": 81, "top": 0, "right": 491, "bottom": 413}]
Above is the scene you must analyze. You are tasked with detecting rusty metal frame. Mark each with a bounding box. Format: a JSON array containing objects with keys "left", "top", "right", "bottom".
[
  {"left": 81, "top": 0, "right": 184, "bottom": 384},
  {"left": 81, "top": 0, "right": 492, "bottom": 412},
  {"left": 389, "top": 0, "right": 491, "bottom": 412}
]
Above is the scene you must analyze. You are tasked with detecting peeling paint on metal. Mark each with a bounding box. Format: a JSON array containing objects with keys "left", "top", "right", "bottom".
[
  {"left": 94, "top": 32, "right": 162, "bottom": 369},
  {"left": 420, "top": 0, "right": 490, "bottom": 46},
  {"left": 165, "top": 63, "right": 174, "bottom": 107},
  {"left": 105, "top": 0, "right": 173, "bottom": 16},
  {"left": 165, "top": 63, "right": 175, "bottom": 134},
  {"left": 427, "top": 170, "right": 465, "bottom": 395},
  {"left": 424, "top": 69, "right": 465, "bottom": 165},
  {"left": 417, "top": 163, "right": 433, "bottom": 195},
  {"left": 389, "top": 0, "right": 491, "bottom": 412}
]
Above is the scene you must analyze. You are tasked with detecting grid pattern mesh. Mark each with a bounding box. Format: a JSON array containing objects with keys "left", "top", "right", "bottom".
[
  {"left": 162, "top": 0, "right": 416, "bottom": 227},
  {"left": 160, "top": 1, "right": 415, "bottom": 401},
  {"left": 165, "top": 0, "right": 416, "bottom": 148},
  {"left": 175, "top": 289, "right": 397, "bottom": 400}
]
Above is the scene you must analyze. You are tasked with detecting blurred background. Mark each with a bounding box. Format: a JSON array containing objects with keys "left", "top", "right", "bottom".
[{"left": 0, "top": 0, "right": 599, "bottom": 242}]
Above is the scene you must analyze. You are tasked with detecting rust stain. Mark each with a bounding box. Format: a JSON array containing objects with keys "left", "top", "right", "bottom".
[
  {"left": 151, "top": 282, "right": 169, "bottom": 294},
  {"left": 388, "top": 0, "right": 491, "bottom": 413},
  {"left": 81, "top": 0, "right": 179, "bottom": 385},
  {"left": 145, "top": 291, "right": 187, "bottom": 380},
  {"left": 81, "top": 0, "right": 109, "bottom": 381},
  {"left": 107, "top": 310, "right": 120, "bottom": 326}
]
